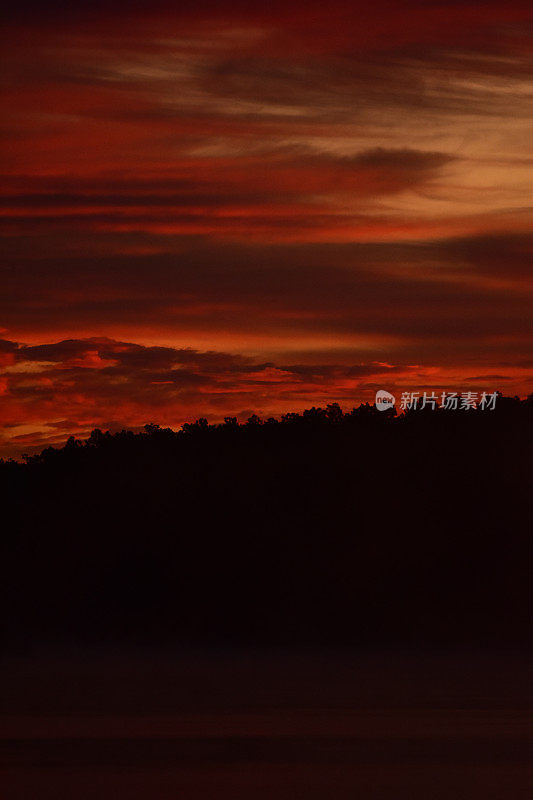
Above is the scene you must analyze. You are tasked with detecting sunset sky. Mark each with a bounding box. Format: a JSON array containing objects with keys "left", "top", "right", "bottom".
[{"left": 1, "top": 0, "right": 532, "bottom": 456}]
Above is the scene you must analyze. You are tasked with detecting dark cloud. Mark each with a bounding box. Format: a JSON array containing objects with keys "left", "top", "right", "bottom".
[
  {"left": 436, "top": 233, "right": 533, "bottom": 279},
  {"left": 0, "top": 147, "right": 456, "bottom": 235},
  {"left": 351, "top": 149, "right": 454, "bottom": 170},
  {"left": 1, "top": 235, "right": 531, "bottom": 348}
]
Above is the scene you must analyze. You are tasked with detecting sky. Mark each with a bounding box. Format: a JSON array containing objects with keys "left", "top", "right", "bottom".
[{"left": 1, "top": 0, "right": 532, "bottom": 456}]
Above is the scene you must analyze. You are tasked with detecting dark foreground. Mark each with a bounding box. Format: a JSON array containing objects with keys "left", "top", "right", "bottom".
[
  {"left": 1, "top": 399, "right": 532, "bottom": 796},
  {"left": 1, "top": 648, "right": 532, "bottom": 799}
]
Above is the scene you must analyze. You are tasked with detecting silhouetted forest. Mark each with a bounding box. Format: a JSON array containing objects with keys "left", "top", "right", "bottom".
[{"left": 1, "top": 396, "right": 532, "bottom": 650}]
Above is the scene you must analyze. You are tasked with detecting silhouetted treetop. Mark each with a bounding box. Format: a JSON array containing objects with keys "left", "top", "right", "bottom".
[{"left": 3, "top": 394, "right": 529, "bottom": 469}]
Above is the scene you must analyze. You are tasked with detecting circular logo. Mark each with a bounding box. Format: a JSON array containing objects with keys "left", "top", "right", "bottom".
[{"left": 375, "top": 389, "right": 396, "bottom": 411}]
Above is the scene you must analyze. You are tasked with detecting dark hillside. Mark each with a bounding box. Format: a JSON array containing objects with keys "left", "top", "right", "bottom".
[{"left": 2, "top": 397, "right": 532, "bottom": 649}]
